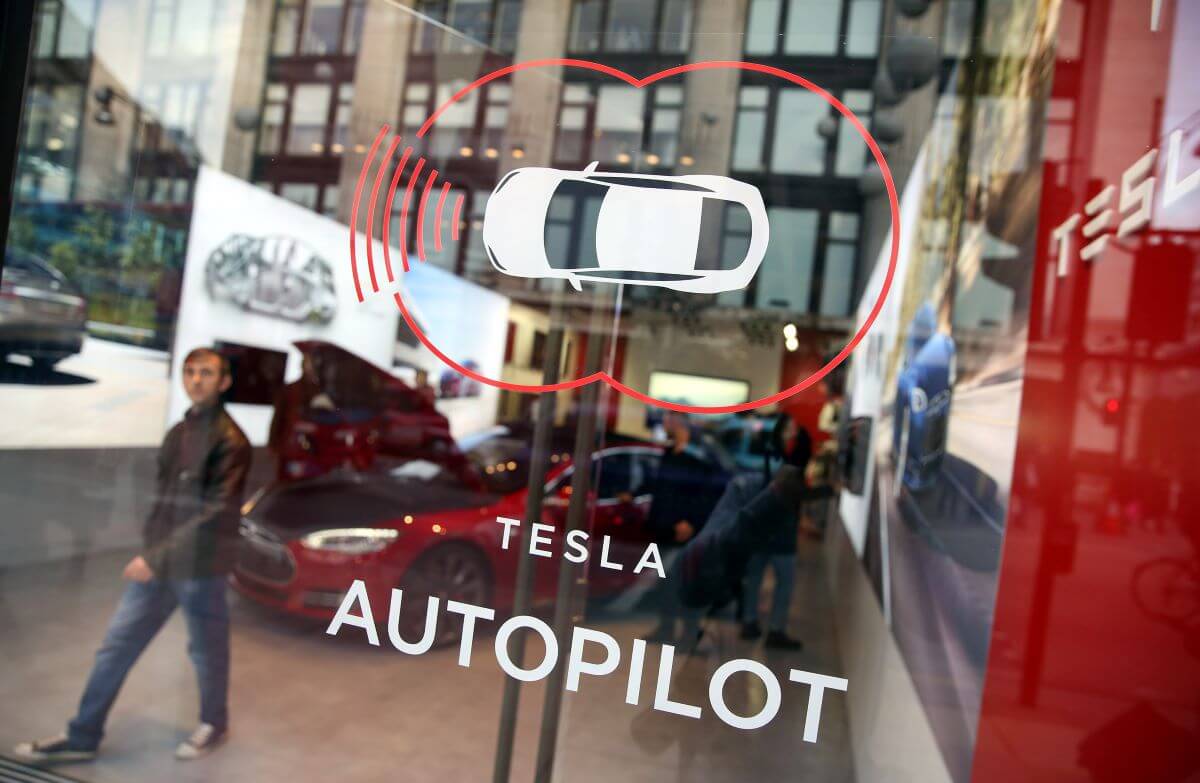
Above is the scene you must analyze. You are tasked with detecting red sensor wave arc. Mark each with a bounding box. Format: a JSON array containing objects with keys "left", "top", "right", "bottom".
[
  {"left": 349, "top": 136, "right": 466, "bottom": 298},
  {"left": 350, "top": 59, "right": 901, "bottom": 415}
]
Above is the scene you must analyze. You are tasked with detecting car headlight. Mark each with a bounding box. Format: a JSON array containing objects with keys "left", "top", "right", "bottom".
[{"left": 300, "top": 528, "right": 400, "bottom": 554}]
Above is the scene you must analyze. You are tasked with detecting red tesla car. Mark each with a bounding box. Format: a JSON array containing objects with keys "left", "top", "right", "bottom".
[{"left": 233, "top": 424, "right": 733, "bottom": 644}]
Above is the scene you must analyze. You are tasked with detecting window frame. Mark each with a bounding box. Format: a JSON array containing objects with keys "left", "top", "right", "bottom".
[
  {"left": 742, "top": 0, "right": 881, "bottom": 59},
  {"left": 566, "top": 0, "right": 694, "bottom": 56}
]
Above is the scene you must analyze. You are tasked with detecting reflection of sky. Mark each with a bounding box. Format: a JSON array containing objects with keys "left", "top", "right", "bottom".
[
  {"left": 647, "top": 371, "right": 749, "bottom": 407},
  {"left": 401, "top": 262, "right": 508, "bottom": 377}
]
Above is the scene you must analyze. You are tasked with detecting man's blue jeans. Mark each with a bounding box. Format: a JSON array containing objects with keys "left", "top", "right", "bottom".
[
  {"left": 742, "top": 553, "right": 796, "bottom": 632},
  {"left": 67, "top": 577, "right": 230, "bottom": 750}
]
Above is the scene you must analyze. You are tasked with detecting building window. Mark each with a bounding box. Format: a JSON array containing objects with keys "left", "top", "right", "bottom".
[
  {"left": 555, "top": 84, "right": 593, "bottom": 163},
  {"left": 834, "top": 90, "right": 873, "bottom": 177},
  {"left": 33, "top": 0, "right": 94, "bottom": 59},
  {"left": 744, "top": 0, "right": 880, "bottom": 58},
  {"left": 648, "top": 86, "right": 683, "bottom": 166},
  {"left": 257, "top": 81, "right": 350, "bottom": 157},
  {"left": 412, "top": 0, "right": 524, "bottom": 54},
  {"left": 481, "top": 84, "right": 510, "bottom": 157},
  {"left": 754, "top": 207, "right": 817, "bottom": 311},
  {"left": 430, "top": 79, "right": 479, "bottom": 158},
  {"left": 271, "top": 0, "right": 365, "bottom": 57},
  {"left": 819, "top": 212, "right": 859, "bottom": 316},
  {"left": 554, "top": 83, "right": 680, "bottom": 168},
  {"left": 147, "top": 0, "right": 221, "bottom": 58},
  {"left": 141, "top": 82, "right": 209, "bottom": 143},
  {"left": 774, "top": 88, "right": 829, "bottom": 175},
  {"left": 594, "top": 85, "right": 645, "bottom": 164},
  {"left": 287, "top": 84, "right": 333, "bottom": 154},
  {"left": 259, "top": 83, "right": 288, "bottom": 154},
  {"left": 568, "top": 0, "right": 693, "bottom": 54},
  {"left": 732, "top": 86, "right": 769, "bottom": 172},
  {"left": 279, "top": 182, "right": 320, "bottom": 210}
]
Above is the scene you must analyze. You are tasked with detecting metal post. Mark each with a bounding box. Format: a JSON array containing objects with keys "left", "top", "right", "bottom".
[
  {"left": 532, "top": 330, "right": 606, "bottom": 782},
  {"left": 492, "top": 320, "right": 564, "bottom": 783}
]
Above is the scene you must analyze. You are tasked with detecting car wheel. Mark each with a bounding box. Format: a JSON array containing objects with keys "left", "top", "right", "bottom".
[
  {"left": 397, "top": 543, "right": 492, "bottom": 648},
  {"left": 31, "top": 357, "right": 58, "bottom": 375}
]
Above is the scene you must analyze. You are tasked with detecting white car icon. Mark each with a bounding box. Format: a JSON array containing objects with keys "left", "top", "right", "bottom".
[{"left": 482, "top": 163, "right": 769, "bottom": 294}]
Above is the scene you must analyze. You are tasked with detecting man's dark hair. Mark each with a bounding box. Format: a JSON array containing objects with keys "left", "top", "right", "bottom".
[{"left": 183, "top": 346, "right": 231, "bottom": 379}]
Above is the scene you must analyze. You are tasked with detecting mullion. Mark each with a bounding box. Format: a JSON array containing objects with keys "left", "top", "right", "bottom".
[{"left": 776, "top": 0, "right": 790, "bottom": 56}]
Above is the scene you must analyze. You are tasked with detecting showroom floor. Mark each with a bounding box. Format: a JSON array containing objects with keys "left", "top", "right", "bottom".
[{"left": 0, "top": 540, "right": 853, "bottom": 783}]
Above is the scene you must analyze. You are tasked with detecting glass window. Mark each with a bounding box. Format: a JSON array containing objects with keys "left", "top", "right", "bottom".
[
  {"left": 772, "top": 88, "right": 828, "bottom": 175},
  {"left": 594, "top": 85, "right": 645, "bottom": 164},
  {"left": 845, "top": 0, "right": 881, "bottom": 57},
  {"left": 482, "top": 84, "right": 510, "bottom": 155},
  {"left": 279, "top": 182, "right": 319, "bottom": 209},
  {"left": 605, "top": 0, "right": 656, "bottom": 52},
  {"left": 428, "top": 80, "right": 478, "bottom": 158},
  {"left": 302, "top": 0, "right": 344, "bottom": 54},
  {"left": 321, "top": 184, "right": 339, "bottom": 217},
  {"left": 820, "top": 244, "right": 855, "bottom": 316},
  {"left": 272, "top": 0, "right": 302, "bottom": 55},
  {"left": 659, "top": 0, "right": 692, "bottom": 53},
  {"left": 56, "top": 0, "right": 94, "bottom": 56},
  {"left": 835, "top": 90, "right": 873, "bottom": 177},
  {"left": 343, "top": 0, "right": 366, "bottom": 53},
  {"left": 413, "top": 0, "right": 446, "bottom": 52},
  {"left": 784, "top": 0, "right": 841, "bottom": 55},
  {"left": 492, "top": 0, "right": 521, "bottom": 52},
  {"left": 732, "top": 86, "right": 769, "bottom": 171},
  {"left": 568, "top": 0, "right": 603, "bottom": 52},
  {"left": 943, "top": 0, "right": 973, "bottom": 58},
  {"left": 745, "top": 0, "right": 780, "bottom": 55},
  {"left": 445, "top": 0, "right": 492, "bottom": 52},
  {"left": 754, "top": 207, "right": 817, "bottom": 310},
  {"left": 648, "top": 86, "right": 683, "bottom": 166},
  {"left": 286, "top": 84, "right": 332, "bottom": 155}
]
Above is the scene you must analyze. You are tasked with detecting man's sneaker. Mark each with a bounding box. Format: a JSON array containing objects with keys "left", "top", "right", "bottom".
[
  {"left": 12, "top": 734, "right": 96, "bottom": 763},
  {"left": 739, "top": 621, "right": 763, "bottom": 640},
  {"left": 765, "top": 630, "right": 804, "bottom": 650},
  {"left": 175, "top": 723, "right": 226, "bottom": 760}
]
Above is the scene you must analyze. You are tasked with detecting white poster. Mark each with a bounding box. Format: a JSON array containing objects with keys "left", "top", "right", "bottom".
[{"left": 168, "top": 167, "right": 400, "bottom": 443}]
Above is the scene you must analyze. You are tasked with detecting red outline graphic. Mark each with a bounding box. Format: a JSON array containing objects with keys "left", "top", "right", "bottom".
[
  {"left": 354, "top": 59, "right": 901, "bottom": 414},
  {"left": 381, "top": 145, "right": 414, "bottom": 280},
  {"left": 434, "top": 182, "right": 451, "bottom": 252},
  {"left": 451, "top": 194, "right": 464, "bottom": 241},
  {"left": 349, "top": 125, "right": 389, "bottom": 302},
  {"left": 397, "top": 157, "right": 427, "bottom": 273},
  {"left": 365, "top": 135, "right": 401, "bottom": 292},
  {"left": 416, "top": 169, "right": 439, "bottom": 263}
]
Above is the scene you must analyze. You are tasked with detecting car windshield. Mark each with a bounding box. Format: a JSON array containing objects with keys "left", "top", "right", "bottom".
[{"left": 544, "top": 179, "right": 607, "bottom": 270}]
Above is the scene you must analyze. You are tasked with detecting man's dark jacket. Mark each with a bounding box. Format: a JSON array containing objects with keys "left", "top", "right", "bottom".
[
  {"left": 142, "top": 404, "right": 252, "bottom": 579},
  {"left": 645, "top": 443, "right": 725, "bottom": 547}
]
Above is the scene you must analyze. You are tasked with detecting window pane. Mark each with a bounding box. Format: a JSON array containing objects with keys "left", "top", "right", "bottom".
[
  {"left": 732, "top": 108, "right": 766, "bottom": 171},
  {"left": 493, "top": 0, "right": 521, "bottom": 52},
  {"left": 413, "top": 0, "right": 445, "bottom": 52},
  {"left": 428, "top": 80, "right": 478, "bottom": 157},
  {"left": 321, "top": 185, "right": 340, "bottom": 217},
  {"left": 784, "top": 0, "right": 841, "bottom": 55},
  {"left": 772, "top": 88, "right": 827, "bottom": 174},
  {"left": 943, "top": 0, "right": 973, "bottom": 58},
  {"left": 259, "top": 103, "right": 284, "bottom": 154},
  {"left": 594, "top": 85, "right": 645, "bottom": 163},
  {"left": 745, "top": 0, "right": 780, "bottom": 54},
  {"left": 820, "top": 243, "right": 856, "bottom": 316},
  {"left": 605, "top": 0, "right": 655, "bottom": 52},
  {"left": 286, "top": 84, "right": 332, "bottom": 155},
  {"left": 755, "top": 207, "right": 817, "bottom": 311},
  {"left": 445, "top": 0, "right": 491, "bottom": 53},
  {"left": 272, "top": 2, "right": 300, "bottom": 55},
  {"left": 846, "top": 0, "right": 881, "bottom": 57},
  {"left": 829, "top": 212, "right": 859, "bottom": 241},
  {"left": 57, "top": 0, "right": 93, "bottom": 57},
  {"left": 649, "top": 107, "right": 679, "bottom": 165},
  {"left": 569, "top": 0, "right": 603, "bottom": 51},
  {"left": 835, "top": 90, "right": 873, "bottom": 176},
  {"left": 302, "top": 0, "right": 343, "bottom": 54},
  {"left": 176, "top": 0, "right": 215, "bottom": 56},
  {"left": 659, "top": 0, "right": 692, "bottom": 53},
  {"left": 556, "top": 106, "right": 587, "bottom": 161},
  {"left": 343, "top": 1, "right": 365, "bottom": 53},
  {"left": 279, "top": 182, "right": 319, "bottom": 210}
]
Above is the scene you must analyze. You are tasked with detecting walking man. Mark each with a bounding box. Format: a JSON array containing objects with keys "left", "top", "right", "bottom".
[{"left": 16, "top": 346, "right": 252, "bottom": 763}]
